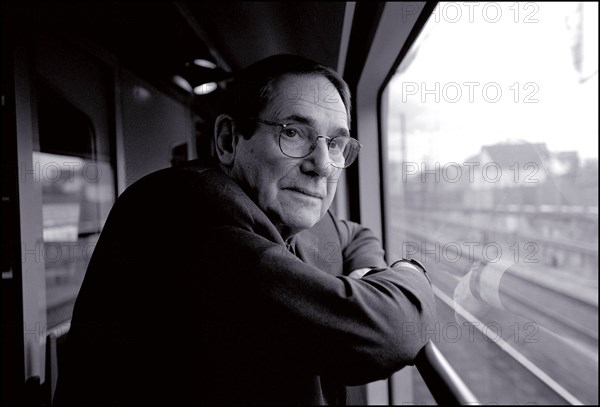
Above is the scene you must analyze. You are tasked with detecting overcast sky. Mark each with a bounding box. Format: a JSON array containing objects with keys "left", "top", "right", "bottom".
[{"left": 386, "top": 2, "right": 598, "bottom": 164}]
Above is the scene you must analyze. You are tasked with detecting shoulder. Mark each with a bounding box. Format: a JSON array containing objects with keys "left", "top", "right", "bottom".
[
  {"left": 116, "top": 159, "right": 282, "bottom": 241},
  {"left": 123, "top": 159, "right": 224, "bottom": 194},
  {"left": 118, "top": 159, "right": 246, "bottom": 208}
]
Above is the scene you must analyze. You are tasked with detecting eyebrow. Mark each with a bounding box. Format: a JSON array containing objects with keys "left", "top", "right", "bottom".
[
  {"left": 282, "top": 114, "right": 315, "bottom": 126},
  {"left": 282, "top": 114, "right": 351, "bottom": 138}
]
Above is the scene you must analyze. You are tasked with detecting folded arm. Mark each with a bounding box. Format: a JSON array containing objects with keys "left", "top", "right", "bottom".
[{"left": 210, "top": 225, "right": 437, "bottom": 385}]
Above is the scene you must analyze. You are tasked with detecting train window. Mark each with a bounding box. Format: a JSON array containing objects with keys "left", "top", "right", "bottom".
[
  {"left": 383, "top": 2, "right": 597, "bottom": 404},
  {"left": 35, "top": 83, "right": 116, "bottom": 329}
]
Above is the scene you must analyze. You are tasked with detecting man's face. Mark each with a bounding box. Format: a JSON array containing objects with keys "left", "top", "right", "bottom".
[{"left": 229, "top": 74, "right": 350, "bottom": 240}]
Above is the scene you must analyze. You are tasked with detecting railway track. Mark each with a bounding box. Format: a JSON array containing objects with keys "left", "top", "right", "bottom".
[{"left": 388, "top": 223, "right": 598, "bottom": 404}]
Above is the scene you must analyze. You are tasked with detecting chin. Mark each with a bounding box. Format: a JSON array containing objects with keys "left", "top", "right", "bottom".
[
  {"left": 292, "top": 212, "right": 322, "bottom": 230},
  {"left": 278, "top": 210, "right": 320, "bottom": 233}
]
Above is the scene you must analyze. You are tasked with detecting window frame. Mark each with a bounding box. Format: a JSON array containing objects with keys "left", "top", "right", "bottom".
[{"left": 349, "top": 2, "right": 437, "bottom": 404}]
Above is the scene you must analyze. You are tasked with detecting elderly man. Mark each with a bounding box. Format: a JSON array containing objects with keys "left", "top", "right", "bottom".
[{"left": 54, "top": 55, "right": 436, "bottom": 406}]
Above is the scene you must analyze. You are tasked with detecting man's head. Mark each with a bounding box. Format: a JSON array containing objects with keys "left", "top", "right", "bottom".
[{"left": 214, "top": 55, "right": 355, "bottom": 240}]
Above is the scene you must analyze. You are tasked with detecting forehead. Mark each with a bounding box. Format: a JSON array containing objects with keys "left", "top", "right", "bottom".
[{"left": 264, "top": 74, "right": 349, "bottom": 127}]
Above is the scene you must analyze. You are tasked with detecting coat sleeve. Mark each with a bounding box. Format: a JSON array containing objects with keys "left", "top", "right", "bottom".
[
  {"left": 208, "top": 225, "right": 437, "bottom": 385},
  {"left": 330, "top": 213, "right": 389, "bottom": 272}
]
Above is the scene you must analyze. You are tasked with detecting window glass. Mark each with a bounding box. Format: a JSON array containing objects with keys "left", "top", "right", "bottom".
[
  {"left": 384, "top": 2, "right": 597, "bottom": 404},
  {"left": 36, "top": 84, "right": 116, "bottom": 329}
]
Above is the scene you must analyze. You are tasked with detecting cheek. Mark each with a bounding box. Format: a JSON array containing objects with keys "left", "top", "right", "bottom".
[
  {"left": 322, "top": 183, "right": 338, "bottom": 213},
  {"left": 255, "top": 167, "right": 288, "bottom": 207},
  {"left": 237, "top": 147, "right": 273, "bottom": 184}
]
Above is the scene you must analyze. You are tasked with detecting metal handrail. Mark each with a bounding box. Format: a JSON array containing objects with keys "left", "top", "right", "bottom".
[{"left": 415, "top": 340, "right": 479, "bottom": 405}]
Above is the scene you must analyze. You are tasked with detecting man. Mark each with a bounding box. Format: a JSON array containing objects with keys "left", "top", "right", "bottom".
[{"left": 54, "top": 55, "right": 436, "bottom": 405}]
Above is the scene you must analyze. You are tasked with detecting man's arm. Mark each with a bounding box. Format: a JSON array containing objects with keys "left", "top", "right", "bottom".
[
  {"left": 209, "top": 225, "right": 437, "bottom": 385},
  {"left": 328, "top": 213, "right": 389, "bottom": 274},
  {"left": 335, "top": 215, "right": 432, "bottom": 283}
]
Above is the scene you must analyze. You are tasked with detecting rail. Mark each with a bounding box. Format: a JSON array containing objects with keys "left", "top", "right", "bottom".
[
  {"left": 39, "top": 325, "right": 478, "bottom": 405},
  {"left": 415, "top": 340, "right": 479, "bottom": 405},
  {"left": 398, "top": 207, "right": 598, "bottom": 258}
]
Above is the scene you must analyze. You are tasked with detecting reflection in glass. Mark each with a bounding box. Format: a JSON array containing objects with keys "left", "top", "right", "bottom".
[
  {"left": 36, "top": 84, "right": 115, "bottom": 329},
  {"left": 384, "top": 2, "right": 597, "bottom": 404}
]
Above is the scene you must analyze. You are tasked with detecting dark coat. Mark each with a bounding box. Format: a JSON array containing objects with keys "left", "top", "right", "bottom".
[{"left": 54, "top": 160, "right": 436, "bottom": 406}]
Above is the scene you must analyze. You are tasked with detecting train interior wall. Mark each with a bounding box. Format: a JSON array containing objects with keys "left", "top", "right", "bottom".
[{"left": 2, "top": 6, "right": 199, "bottom": 402}]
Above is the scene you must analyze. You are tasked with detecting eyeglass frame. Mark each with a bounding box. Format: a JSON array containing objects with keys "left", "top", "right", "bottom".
[{"left": 247, "top": 117, "right": 362, "bottom": 168}]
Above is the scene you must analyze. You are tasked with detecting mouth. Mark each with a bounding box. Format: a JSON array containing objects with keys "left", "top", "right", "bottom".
[{"left": 285, "top": 188, "right": 324, "bottom": 199}]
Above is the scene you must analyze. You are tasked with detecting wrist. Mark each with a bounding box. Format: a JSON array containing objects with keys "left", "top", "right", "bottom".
[{"left": 391, "top": 258, "right": 431, "bottom": 284}]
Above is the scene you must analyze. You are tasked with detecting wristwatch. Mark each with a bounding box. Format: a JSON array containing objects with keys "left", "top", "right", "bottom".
[{"left": 390, "top": 258, "right": 431, "bottom": 284}]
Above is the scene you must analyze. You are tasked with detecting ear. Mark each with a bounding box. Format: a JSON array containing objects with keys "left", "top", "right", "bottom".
[{"left": 214, "top": 114, "right": 238, "bottom": 167}]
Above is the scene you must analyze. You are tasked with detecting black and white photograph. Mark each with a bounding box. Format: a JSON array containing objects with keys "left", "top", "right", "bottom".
[{"left": 1, "top": 2, "right": 597, "bottom": 405}]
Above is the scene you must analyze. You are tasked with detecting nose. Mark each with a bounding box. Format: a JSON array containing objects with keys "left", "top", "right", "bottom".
[{"left": 300, "top": 137, "right": 335, "bottom": 178}]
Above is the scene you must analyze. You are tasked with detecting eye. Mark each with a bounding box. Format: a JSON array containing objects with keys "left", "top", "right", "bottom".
[
  {"left": 329, "top": 137, "right": 347, "bottom": 151},
  {"left": 281, "top": 126, "right": 300, "bottom": 139},
  {"left": 281, "top": 124, "right": 310, "bottom": 141}
]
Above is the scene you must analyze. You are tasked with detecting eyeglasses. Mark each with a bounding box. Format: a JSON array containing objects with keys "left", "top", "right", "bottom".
[{"left": 249, "top": 117, "right": 361, "bottom": 168}]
